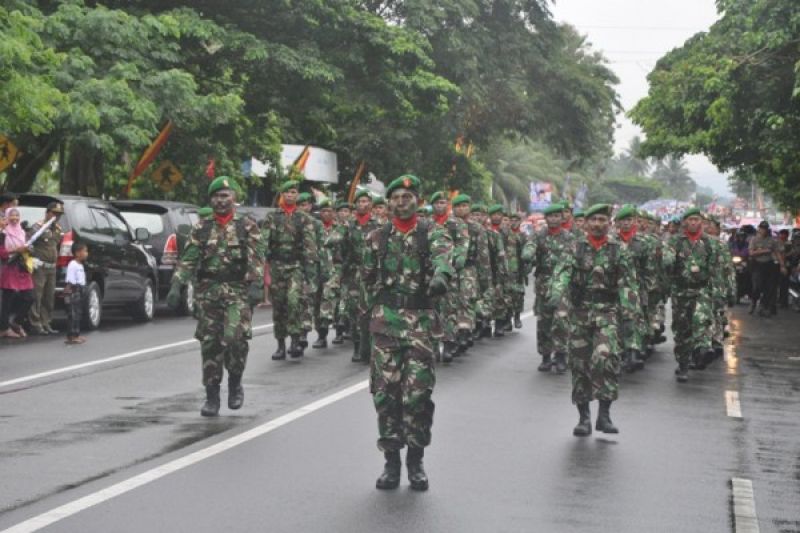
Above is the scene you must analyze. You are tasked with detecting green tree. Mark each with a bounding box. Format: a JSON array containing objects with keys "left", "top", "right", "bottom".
[{"left": 651, "top": 155, "right": 696, "bottom": 201}]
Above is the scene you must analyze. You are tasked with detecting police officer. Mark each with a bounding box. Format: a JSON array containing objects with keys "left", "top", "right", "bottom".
[
  {"left": 748, "top": 220, "right": 786, "bottom": 317},
  {"left": 28, "top": 201, "right": 64, "bottom": 335},
  {"left": 363, "top": 175, "right": 453, "bottom": 491},
  {"left": 168, "top": 177, "right": 265, "bottom": 416}
]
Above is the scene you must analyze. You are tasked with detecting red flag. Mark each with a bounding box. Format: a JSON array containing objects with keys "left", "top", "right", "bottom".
[
  {"left": 205, "top": 158, "right": 215, "bottom": 179},
  {"left": 125, "top": 120, "right": 174, "bottom": 196}
]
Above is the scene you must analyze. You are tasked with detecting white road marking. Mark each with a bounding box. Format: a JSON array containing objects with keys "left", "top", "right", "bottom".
[
  {"left": 731, "top": 478, "right": 760, "bottom": 533},
  {"left": 789, "top": 356, "right": 800, "bottom": 361},
  {"left": 726, "top": 390, "right": 742, "bottom": 418},
  {"left": 0, "top": 323, "right": 273, "bottom": 390},
  {"left": 0, "top": 379, "right": 369, "bottom": 533}
]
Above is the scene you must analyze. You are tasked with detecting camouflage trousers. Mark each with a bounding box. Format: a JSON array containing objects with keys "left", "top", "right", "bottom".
[
  {"left": 535, "top": 282, "right": 569, "bottom": 356},
  {"left": 302, "top": 280, "right": 322, "bottom": 333},
  {"left": 269, "top": 262, "right": 305, "bottom": 338},
  {"left": 317, "top": 264, "right": 342, "bottom": 330},
  {"left": 459, "top": 266, "right": 479, "bottom": 332},
  {"left": 672, "top": 291, "right": 713, "bottom": 364},
  {"left": 511, "top": 282, "right": 525, "bottom": 315},
  {"left": 370, "top": 332, "right": 436, "bottom": 452},
  {"left": 491, "top": 283, "right": 508, "bottom": 318},
  {"left": 568, "top": 306, "right": 621, "bottom": 404},
  {"left": 194, "top": 282, "right": 252, "bottom": 386},
  {"left": 623, "top": 305, "right": 647, "bottom": 352},
  {"left": 435, "top": 274, "right": 468, "bottom": 342},
  {"left": 711, "top": 297, "right": 727, "bottom": 347}
]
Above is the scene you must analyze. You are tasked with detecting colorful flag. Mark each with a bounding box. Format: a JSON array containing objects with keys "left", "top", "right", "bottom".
[
  {"left": 205, "top": 158, "right": 215, "bottom": 179},
  {"left": 125, "top": 120, "right": 174, "bottom": 196}
]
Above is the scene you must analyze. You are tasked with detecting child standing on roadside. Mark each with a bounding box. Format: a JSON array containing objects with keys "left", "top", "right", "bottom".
[{"left": 65, "top": 242, "right": 88, "bottom": 345}]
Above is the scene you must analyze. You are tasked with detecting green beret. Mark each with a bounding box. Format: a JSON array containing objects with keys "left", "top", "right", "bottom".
[
  {"left": 682, "top": 207, "right": 702, "bottom": 220},
  {"left": 318, "top": 198, "right": 332, "bottom": 209},
  {"left": 510, "top": 212, "right": 521, "bottom": 220},
  {"left": 543, "top": 204, "right": 563, "bottom": 216},
  {"left": 208, "top": 176, "right": 236, "bottom": 196},
  {"left": 561, "top": 201, "right": 572, "bottom": 211},
  {"left": 354, "top": 188, "right": 372, "bottom": 202},
  {"left": 372, "top": 195, "right": 385, "bottom": 206},
  {"left": 471, "top": 202, "right": 487, "bottom": 213},
  {"left": 585, "top": 204, "right": 613, "bottom": 218},
  {"left": 670, "top": 216, "right": 681, "bottom": 224},
  {"left": 488, "top": 204, "right": 504, "bottom": 215},
  {"left": 335, "top": 201, "right": 353, "bottom": 211},
  {"left": 297, "top": 192, "right": 313, "bottom": 204},
  {"left": 279, "top": 180, "right": 300, "bottom": 193},
  {"left": 452, "top": 194, "right": 471, "bottom": 206},
  {"left": 573, "top": 209, "right": 585, "bottom": 218},
  {"left": 614, "top": 204, "right": 637, "bottom": 221},
  {"left": 706, "top": 214, "right": 720, "bottom": 226},
  {"left": 417, "top": 205, "right": 432, "bottom": 215},
  {"left": 197, "top": 206, "right": 213, "bottom": 217},
  {"left": 430, "top": 191, "right": 446, "bottom": 203},
  {"left": 386, "top": 174, "right": 420, "bottom": 198}
]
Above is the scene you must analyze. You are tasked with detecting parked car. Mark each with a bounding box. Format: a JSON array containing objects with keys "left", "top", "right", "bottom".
[
  {"left": 236, "top": 205, "right": 277, "bottom": 225},
  {"left": 16, "top": 194, "right": 159, "bottom": 329},
  {"left": 112, "top": 200, "right": 199, "bottom": 315}
]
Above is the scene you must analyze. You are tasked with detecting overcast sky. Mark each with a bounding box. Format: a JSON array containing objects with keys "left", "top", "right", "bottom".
[{"left": 550, "top": 0, "right": 731, "bottom": 197}]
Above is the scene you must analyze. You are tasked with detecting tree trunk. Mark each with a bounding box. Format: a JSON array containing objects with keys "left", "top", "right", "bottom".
[{"left": 3, "top": 136, "right": 59, "bottom": 193}]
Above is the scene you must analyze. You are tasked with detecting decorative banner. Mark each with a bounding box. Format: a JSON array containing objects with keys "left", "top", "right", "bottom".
[
  {"left": 529, "top": 182, "right": 554, "bottom": 212},
  {"left": 0, "top": 135, "right": 20, "bottom": 173},
  {"left": 347, "top": 161, "right": 367, "bottom": 203},
  {"left": 125, "top": 120, "right": 174, "bottom": 196},
  {"left": 205, "top": 158, "right": 215, "bottom": 179},
  {"left": 151, "top": 161, "right": 183, "bottom": 192}
]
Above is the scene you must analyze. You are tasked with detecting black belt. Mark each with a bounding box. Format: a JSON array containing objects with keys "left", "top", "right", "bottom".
[
  {"left": 270, "top": 252, "right": 301, "bottom": 263},
  {"left": 197, "top": 271, "right": 246, "bottom": 283},
  {"left": 578, "top": 291, "right": 617, "bottom": 304},
  {"left": 376, "top": 291, "right": 432, "bottom": 310}
]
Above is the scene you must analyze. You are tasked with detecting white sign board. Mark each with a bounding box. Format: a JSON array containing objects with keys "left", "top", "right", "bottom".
[{"left": 281, "top": 145, "right": 338, "bottom": 184}]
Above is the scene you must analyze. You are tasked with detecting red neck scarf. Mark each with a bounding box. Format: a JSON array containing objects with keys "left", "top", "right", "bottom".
[
  {"left": 562, "top": 220, "right": 573, "bottom": 231},
  {"left": 356, "top": 212, "right": 372, "bottom": 226},
  {"left": 588, "top": 234, "right": 608, "bottom": 250},
  {"left": 547, "top": 226, "right": 561, "bottom": 236},
  {"left": 323, "top": 220, "right": 334, "bottom": 230},
  {"left": 491, "top": 223, "right": 502, "bottom": 232},
  {"left": 282, "top": 204, "right": 297, "bottom": 216},
  {"left": 392, "top": 214, "right": 418, "bottom": 234},
  {"left": 433, "top": 213, "right": 449, "bottom": 225},
  {"left": 684, "top": 229, "right": 702, "bottom": 243},
  {"left": 512, "top": 227, "right": 521, "bottom": 233},
  {"left": 618, "top": 226, "right": 637, "bottom": 243},
  {"left": 214, "top": 212, "right": 234, "bottom": 226}
]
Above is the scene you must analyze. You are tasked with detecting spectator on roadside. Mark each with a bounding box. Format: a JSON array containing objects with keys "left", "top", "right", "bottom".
[
  {"left": 748, "top": 221, "right": 786, "bottom": 317},
  {"left": 27, "top": 201, "right": 65, "bottom": 335},
  {"left": 64, "top": 242, "right": 88, "bottom": 345},
  {"left": 778, "top": 229, "right": 791, "bottom": 308},
  {"left": 0, "top": 207, "right": 34, "bottom": 338}
]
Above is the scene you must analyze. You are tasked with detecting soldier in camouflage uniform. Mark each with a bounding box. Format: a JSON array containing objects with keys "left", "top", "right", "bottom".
[
  {"left": 469, "top": 203, "right": 494, "bottom": 339},
  {"left": 487, "top": 205, "right": 511, "bottom": 336},
  {"left": 262, "top": 181, "right": 320, "bottom": 360},
  {"left": 522, "top": 203, "right": 574, "bottom": 374},
  {"left": 430, "top": 191, "right": 469, "bottom": 362},
  {"left": 572, "top": 209, "right": 585, "bottom": 235},
  {"left": 704, "top": 214, "right": 735, "bottom": 359},
  {"left": 614, "top": 205, "right": 654, "bottom": 372},
  {"left": 168, "top": 177, "right": 265, "bottom": 416},
  {"left": 665, "top": 207, "right": 718, "bottom": 382},
  {"left": 549, "top": 204, "right": 640, "bottom": 436},
  {"left": 363, "top": 175, "right": 453, "bottom": 492},
  {"left": 343, "top": 189, "right": 381, "bottom": 363},
  {"left": 333, "top": 202, "right": 353, "bottom": 343},
  {"left": 313, "top": 199, "right": 347, "bottom": 348},
  {"left": 508, "top": 212, "right": 528, "bottom": 329},
  {"left": 298, "top": 192, "right": 325, "bottom": 349},
  {"left": 372, "top": 195, "right": 389, "bottom": 225},
  {"left": 452, "top": 195, "right": 490, "bottom": 353}
]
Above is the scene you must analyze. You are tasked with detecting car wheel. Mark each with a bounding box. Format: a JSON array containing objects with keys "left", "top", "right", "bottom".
[
  {"left": 131, "top": 279, "right": 155, "bottom": 322},
  {"left": 82, "top": 282, "right": 103, "bottom": 330},
  {"left": 177, "top": 281, "right": 194, "bottom": 316}
]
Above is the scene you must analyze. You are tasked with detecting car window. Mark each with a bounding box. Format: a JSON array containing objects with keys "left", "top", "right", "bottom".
[
  {"left": 187, "top": 212, "right": 199, "bottom": 225},
  {"left": 106, "top": 211, "right": 131, "bottom": 240},
  {"left": 119, "top": 211, "right": 164, "bottom": 236},
  {"left": 16, "top": 206, "right": 46, "bottom": 229},
  {"left": 88, "top": 207, "right": 112, "bottom": 237}
]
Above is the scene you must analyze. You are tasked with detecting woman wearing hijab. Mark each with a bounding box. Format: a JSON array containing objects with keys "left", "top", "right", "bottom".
[{"left": 0, "top": 207, "right": 35, "bottom": 338}]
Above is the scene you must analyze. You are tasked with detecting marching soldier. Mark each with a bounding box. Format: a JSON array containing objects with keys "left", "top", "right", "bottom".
[
  {"left": 469, "top": 203, "right": 494, "bottom": 339},
  {"left": 549, "top": 204, "right": 640, "bottom": 436},
  {"left": 523, "top": 203, "right": 574, "bottom": 374},
  {"left": 363, "top": 175, "right": 453, "bottom": 491},
  {"left": 372, "top": 195, "right": 389, "bottom": 225},
  {"left": 262, "top": 181, "right": 320, "bottom": 360},
  {"left": 168, "top": 177, "right": 265, "bottom": 416},
  {"left": 507, "top": 212, "right": 528, "bottom": 329},
  {"left": 487, "top": 205, "right": 510, "bottom": 336},
  {"left": 333, "top": 201, "right": 353, "bottom": 344},
  {"left": 298, "top": 192, "right": 325, "bottom": 349},
  {"left": 572, "top": 209, "right": 586, "bottom": 234},
  {"left": 703, "top": 214, "right": 735, "bottom": 358},
  {"left": 430, "top": 191, "right": 469, "bottom": 362}
]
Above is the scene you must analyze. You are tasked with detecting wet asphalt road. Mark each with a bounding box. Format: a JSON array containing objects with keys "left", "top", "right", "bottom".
[{"left": 0, "top": 303, "right": 798, "bottom": 532}]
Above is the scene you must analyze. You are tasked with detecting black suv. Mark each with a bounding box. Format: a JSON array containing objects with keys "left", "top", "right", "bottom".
[
  {"left": 16, "top": 194, "right": 159, "bottom": 329},
  {"left": 111, "top": 200, "right": 199, "bottom": 314}
]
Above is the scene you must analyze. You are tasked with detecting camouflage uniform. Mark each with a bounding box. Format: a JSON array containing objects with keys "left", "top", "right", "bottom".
[
  {"left": 173, "top": 213, "right": 264, "bottom": 386},
  {"left": 708, "top": 236, "right": 735, "bottom": 350},
  {"left": 344, "top": 214, "right": 382, "bottom": 360},
  {"left": 505, "top": 228, "right": 528, "bottom": 320},
  {"left": 666, "top": 231, "right": 718, "bottom": 369},
  {"left": 486, "top": 225, "right": 509, "bottom": 330},
  {"left": 617, "top": 230, "right": 656, "bottom": 357},
  {"left": 305, "top": 215, "right": 326, "bottom": 335},
  {"left": 318, "top": 221, "right": 347, "bottom": 330},
  {"left": 363, "top": 218, "right": 453, "bottom": 452},
  {"left": 262, "top": 208, "right": 319, "bottom": 345},
  {"left": 550, "top": 235, "right": 640, "bottom": 404},
  {"left": 460, "top": 218, "right": 491, "bottom": 339},
  {"left": 432, "top": 214, "right": 469, "bottom": 355}
]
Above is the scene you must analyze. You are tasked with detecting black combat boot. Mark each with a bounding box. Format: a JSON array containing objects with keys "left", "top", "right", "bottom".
[
  {"left": 692, "top": 349, "right": 707, "bottom": 370},
  {"left": 538, "top": 354, "right": 553, "bottom": 372},
  {"left": 595, "top": 400, "right": 619, "bottom": 434},
  {"left": 351, "top": 340, "right": 363, "bottom": 363},
  {"left": 514, "top": 312, "right": 523, "bottom": 329},
  {"left": 228, "top": 374, "right": 244, "bottom": 410},
  {"left": 554, "top": 352, "right": 567, "bottom": 374},
  {"left": 332, "top": 326, "right": 344, "bottom": 345},
  {"left": 573, "top": 403, "right": 592, "bottom": 436},
  {"left": 359, "top": 329, "right": 371, "bottom": 363},
  {"left": 473, "top": 323, "right": 483, "bottom": 342},
  {"left": 493, "top": 320, "right": 505, "bottom": 337},
  {"left": 289, "top": 336, "right": 303, "bottom": 358},
  {"left": 442, "top": 342, "right": 456, "bottom": 363},
  {"left": 299, "top": 331, "right": 309, "bottom": 349},
  {"left": 675, "top": 361, "right": 689, "bottom": 383},
  {"left": 271, "top": 338, "right": 287, "bottom": 360},
  {"left": 406, "top": 447, "right": 429, "bottom": 491},
  {"left": 375, "top": 451, "right": 401, "bottom": 490},
  {"left": 503, "top": 315, "right": 513, "bottom": 332},
  {"left": 481, "top": 323, "right": 493, "bottom": 339},
  {"left": 201, "top": 384, "right": 221, "bottom": 417},
  {"left": 312, "top": 328, "right": 328, "bottom": 349},
  {"left": 713, "top": 344, "right": 724, "bottom": 360}
]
